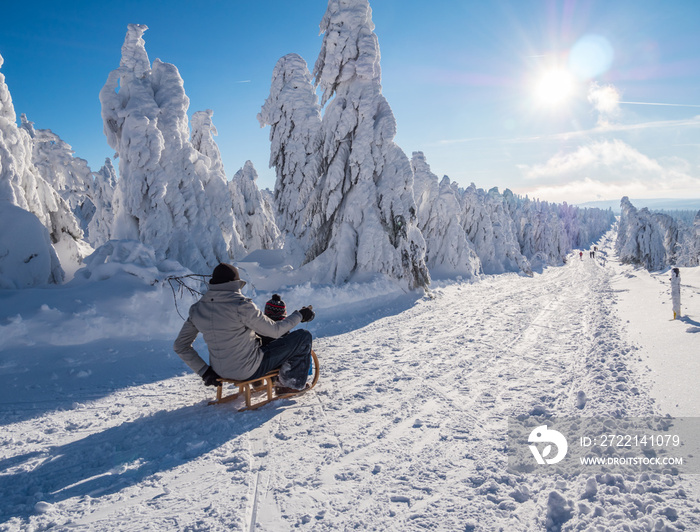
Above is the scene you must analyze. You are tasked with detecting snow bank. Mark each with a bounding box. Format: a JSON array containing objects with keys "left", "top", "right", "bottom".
[
  {"left": 609, "top": 242, "right": 700, "bottom": 415},
  {"left": 1, "top": 240, "right": 191, "bottom": 351},
  {"left": 0, "top": 202, "right": 63, "bottom": 288}
]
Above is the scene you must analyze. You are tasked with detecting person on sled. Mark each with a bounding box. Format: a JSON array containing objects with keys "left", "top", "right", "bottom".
[{"left": 173, "top": 263, "right": 315, "bottom": 394}]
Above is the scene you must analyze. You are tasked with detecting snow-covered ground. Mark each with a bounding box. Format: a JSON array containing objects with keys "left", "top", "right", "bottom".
[
  {"left": 1, "top": 231, "right": 699, "bottom": 531},
  {"left": 605, "top": 232, "right": 700, "bottom": 417}
]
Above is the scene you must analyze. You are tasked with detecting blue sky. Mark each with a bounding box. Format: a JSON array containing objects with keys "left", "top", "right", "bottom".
[{"left": 2, "top": 0, "right": 699, "bottom": 204}]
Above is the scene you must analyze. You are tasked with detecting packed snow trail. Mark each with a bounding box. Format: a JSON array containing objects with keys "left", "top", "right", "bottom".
[{"left": 2, "top": 241, "right": 699, "bottom": 531}]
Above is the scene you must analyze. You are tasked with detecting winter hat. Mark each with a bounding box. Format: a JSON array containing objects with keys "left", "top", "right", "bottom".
[
  {"left": 210, "top": 263, "right": 240, "bottom": 285},
  {"left": 264, "top": 294, "right": 287, "bottom": 321}
]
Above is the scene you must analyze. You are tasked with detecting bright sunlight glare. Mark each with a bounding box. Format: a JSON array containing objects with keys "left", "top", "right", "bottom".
[{"left": 534, "top": 69, "right": 576, "bottom": 107}]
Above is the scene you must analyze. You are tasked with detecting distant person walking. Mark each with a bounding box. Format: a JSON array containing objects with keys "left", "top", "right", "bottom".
[
  {"left": 579, "top": 251, "right": 583, "bottom": 260},
  {"left": 671, "top": 268, "right": 681, "bottom": 319}
]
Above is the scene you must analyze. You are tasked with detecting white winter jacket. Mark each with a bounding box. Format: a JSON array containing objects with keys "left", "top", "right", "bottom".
[{"left": 173, "top": 280, "right": 302, "bottom": 380}]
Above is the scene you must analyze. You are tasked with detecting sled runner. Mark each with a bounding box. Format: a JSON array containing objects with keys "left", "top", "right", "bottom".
[{"left": 208, "top": 350, "right": 319, "bottom": 411}]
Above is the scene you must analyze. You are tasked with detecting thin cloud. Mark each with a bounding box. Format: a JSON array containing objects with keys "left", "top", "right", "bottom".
[
  {"left": 501, "top": 115, "right": 700, "bottom": 144},
  {"left": 515, "top": 178, "right": 656, "bottom": 204},
  {"left": 522, "top": 139, "right": 683, "bottom": 181},
  {"left": 517, "top": 139, "right": 700, "bottom": 203},
  {"left": 434, "top": 116, "right": 700, "bottom": 147},
  {"left": 588, "top": 82, "right": 621, "bottom": 127},
  {"left": 516, "top": 177, "right": 700, "bottom": 204},
  {"left": 435, "top": 136, "right": 502, "bottom": 146},
  {"left": 620, "top": 101, "right": 700, "bottom": 108}
]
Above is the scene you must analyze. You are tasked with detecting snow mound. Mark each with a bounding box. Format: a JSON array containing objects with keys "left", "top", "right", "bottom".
[
  {"left": 0, "top": 202, "right": 63, "bottom": 288},
  {"left": 75, "top": 239, "right": 188, "bottom": 284}
]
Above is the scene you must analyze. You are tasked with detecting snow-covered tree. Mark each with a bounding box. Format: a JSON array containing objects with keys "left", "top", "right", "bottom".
[
  {"left": 500, "top": 189, "right": 615, "bottom": 269},
  {"left": 304, "top": 0, "right": 429, "bottom": 289},
  {"left": 616, "top": 197, "right": 668, "bottom": 271},
  {"left": 257, "top": 53, "right": 322, "bottom": 260},
  {"left": 20, "top": 114, "right": 95, "bottom": 233},
  {"left": 617, "top": 197, "right": 700, "bottom": 270},
  {"left": 229, "top": 161, "right": 280, "bottom": 253},
  {"left": 0, "top": 53, "right": 83, "bottom": 284},
  {"left": 190, "top": 109, "right": 245, "bottom": 259},
  {"left": 504, "top": 192, "right": 569, "bottom": 268},
  {"left": 411, "top": 152, "right": 480, "bottom": 278},
  {"left": 459, "top": 184, "right": 531, "bottom": 275},
  {"left": 85, "top": 158, "right": 117, "bottom": 247},
  {"left": 99, "top": 24, "right": 228, "bottom": 273}
]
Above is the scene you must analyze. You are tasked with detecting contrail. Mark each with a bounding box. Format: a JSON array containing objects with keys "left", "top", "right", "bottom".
[{"left": 620, "top": 101, "right": 700, "bottom": 108}]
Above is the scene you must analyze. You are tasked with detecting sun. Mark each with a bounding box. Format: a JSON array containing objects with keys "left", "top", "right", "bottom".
[{"left": 533, "top": 69, "right": 576, "bottom": 107}]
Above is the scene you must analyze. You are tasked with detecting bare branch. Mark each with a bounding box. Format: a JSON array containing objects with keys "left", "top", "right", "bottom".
[{"left": 163, "top": 274, "right": 210, "bottom": 320}]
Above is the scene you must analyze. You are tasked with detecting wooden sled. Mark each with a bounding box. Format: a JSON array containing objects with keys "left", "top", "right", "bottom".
[{"left": 208, "top": 350, "right": 319, "bottom": 411}]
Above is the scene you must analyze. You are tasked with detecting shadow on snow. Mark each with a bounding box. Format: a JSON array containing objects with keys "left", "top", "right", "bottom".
[{"left": 0, "top": 400, "right": 283, "bottom": 521}]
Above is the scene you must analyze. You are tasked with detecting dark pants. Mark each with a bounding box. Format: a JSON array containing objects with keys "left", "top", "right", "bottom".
[{"left": 250, "top": 329, "right": 312, "bottom": 389}]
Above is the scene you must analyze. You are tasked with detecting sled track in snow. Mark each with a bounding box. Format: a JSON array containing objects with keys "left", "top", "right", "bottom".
[{"left": 245, "top": 254, "right": 689, "bottom": 530}]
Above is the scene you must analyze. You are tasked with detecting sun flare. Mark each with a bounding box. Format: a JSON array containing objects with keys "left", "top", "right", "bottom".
[{"left": 534, "top": 69, "right": 575, "bottom": 107}]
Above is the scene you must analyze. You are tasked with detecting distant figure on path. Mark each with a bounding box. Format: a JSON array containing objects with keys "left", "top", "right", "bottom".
[
  {"left": 579, "top": 251, "right": 583, "bottom": 260},
  {"left": 671, "top": 267, "right": 681, "bottom": 319}
]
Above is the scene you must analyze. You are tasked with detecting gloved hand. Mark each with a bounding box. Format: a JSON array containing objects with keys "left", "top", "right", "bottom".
[
  {"left": 298, "top": 306, "right": 315, "bottom": 323},
  {"left": 202, "top": 366, "right": 221, "bottom": 386}
]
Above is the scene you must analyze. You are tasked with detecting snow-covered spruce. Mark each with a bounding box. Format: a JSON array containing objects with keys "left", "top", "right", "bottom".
[
  {"left": 85, "top": 158, "right": 117, "bottom": 248},
  {"left": 99, "top": 24, "right": 228, "bottom": 273},
  {"left": 692, "top": 211, "right": 700, "bottom": 265},
  {"left": 258, "top": 53, "right": 322, "bottom": 264},
  {"left": 670, "top": 209, "right": 700, "bottom": 266},
  {"left": 504, "top": 190, "right": 568, "bottom": 269},
  {"left": 305, "top": 0, "right": 429, "bottom": 290},
  {"left": 615, "top": 196, "right": 697, "bottom": 270},
  {"left": 190, "top": 109, "right": 246, "bottom": 260},
  {"left": 229, "top": 161, "right": 280, "bottom": 253},
  {"left": 0, "top": 53, "right": 82, "bottom": 283},
  {"left": 20, "top": 114, "right": 95, "bottom": 235},
  {"left": 411, "top": 152, "right": 481, "bottom": 279},
  {"left": 459, "top": 184, "right": 532, "bottom": 275},
  {"left": 502, "top": 191, "right": 615, "bottom": 269}
]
